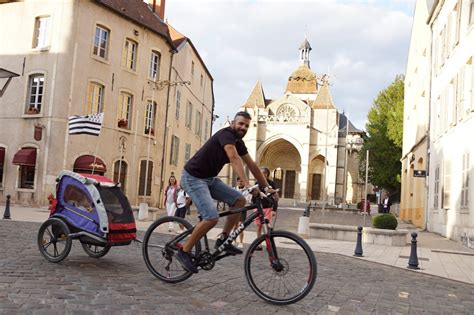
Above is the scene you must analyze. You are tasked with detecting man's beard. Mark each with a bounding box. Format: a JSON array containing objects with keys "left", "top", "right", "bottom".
[{"left": 232, "top": 127, "right": 246, "bottom": 139}]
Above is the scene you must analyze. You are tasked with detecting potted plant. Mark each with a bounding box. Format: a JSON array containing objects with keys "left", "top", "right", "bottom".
[
  {"left": 145, "top": 127, "right": 155, "bottom": 136},
  {"left": 118, "top": 118, "right": 128, "bottom": 128},
  {"left": 26, "top": 106, "right": 40, "bottom": 114}
]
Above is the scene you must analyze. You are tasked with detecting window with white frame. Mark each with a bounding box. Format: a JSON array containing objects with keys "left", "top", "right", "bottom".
[
  {"left": 442, "top": 160, "right": 451, "bottom": 209},
  {"left": 26, "top": 74, "right": 44, "bottom": 114},
  {"left": 33, "top": 16, "right": 50, "bottom": 49},
  {"left": 456, "top": 70, "right": 464, "bottom": 121},
  {"left": 145, "top": 100, "right": 157, "bottom": 136},
  {"left": 86, "top": 82, "right": 104, "bottom": 114},
  {"left": 471, "top": 58, "right": 474, "bottom": 110},
  {"left": 434, "top": 165, "right": 440, "bottom": 208},
  {"left": 149, "top": 50, "right": 161, "bottom": 80},
  {"left": 449, "top": 78, "right": 456, "bottom": 125},
  {"left": 195, "top": 110, "right": 202, "bottom": 136},
  {"left": 170, "top": 135, "right": 180, "bottom": 166},
  {"left": 200, "top": 74, "right": 203, "bottom": 87},
  {"left": 204, "top": 120, "right": 208, "bottom": 140},
  {"left": 93, "top": 25, "right": 109, "bottom": 59},
  {"left": 184, "top": 143, "right": 191, "bottom": 163},
  {"left": 185, "top": 101, "right": 193, "bottom": 128},
  {"left": 19, "top": 164, "right": 36, "bottom": 189},
  {"left": 117, "top": 92, "right": 133, "bottom": 129},
  {"left": 448, "top": 5, "right": 460, "bottom": 52},
  {"left": 461, "top": 153, "right": 470, "bottom": 208},
  {"left": 175, "top": 90, "right": 181, "bottom": 119},
  {"left": 122, "top": 39, "right": 138, "bottom": 70}
]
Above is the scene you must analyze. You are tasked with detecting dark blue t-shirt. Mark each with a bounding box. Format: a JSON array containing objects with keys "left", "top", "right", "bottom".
[{"left": 184, "top": 127, "right": 248, "bottom": 178}]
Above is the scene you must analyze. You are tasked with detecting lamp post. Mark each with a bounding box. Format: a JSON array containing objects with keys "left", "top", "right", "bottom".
[
  {"left": 0, "top": 68, "right": 19, "bottom": 97},
  {"left": 146, "top": 78, "right": 190, "bottom": 202}
]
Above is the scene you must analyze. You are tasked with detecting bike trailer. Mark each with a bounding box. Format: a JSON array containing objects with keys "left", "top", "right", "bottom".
[{"left": 53, "top": 170, "right": 136, "bottom": 245}]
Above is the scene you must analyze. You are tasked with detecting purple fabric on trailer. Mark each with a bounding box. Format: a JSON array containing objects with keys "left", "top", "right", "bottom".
[{"left": 56, "top": 176, "right": 105, "bottom": 237}]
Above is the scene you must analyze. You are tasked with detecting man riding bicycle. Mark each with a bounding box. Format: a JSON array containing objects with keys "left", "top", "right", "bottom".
[{"left": 178, "top": 111, "right": 276, "bottom": 273}]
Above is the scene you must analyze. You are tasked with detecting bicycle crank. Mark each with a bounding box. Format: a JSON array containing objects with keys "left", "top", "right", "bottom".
[{"left": 197, "top": 252, "right": 215, "bottom": 271}]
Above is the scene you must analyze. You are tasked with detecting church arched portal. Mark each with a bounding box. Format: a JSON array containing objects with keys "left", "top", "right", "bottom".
[
  {"left": 308, "top": 155, "right": 325, "bottom": 200},
  {"left": 259, "top": 139, "right": 301, "bottom": 199}
]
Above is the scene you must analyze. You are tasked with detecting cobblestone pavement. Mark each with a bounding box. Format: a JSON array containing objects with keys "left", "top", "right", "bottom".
[{"left": 1, "top": 220, "right": 473, "bottom": 314}]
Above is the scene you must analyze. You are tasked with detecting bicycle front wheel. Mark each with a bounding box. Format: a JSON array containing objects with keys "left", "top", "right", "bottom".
[
  {"left": 142, "top": 216, "right": 201, "bottom": 283},
  {"left": 244, "top": 230, "right": 317, "bottom": 305}
]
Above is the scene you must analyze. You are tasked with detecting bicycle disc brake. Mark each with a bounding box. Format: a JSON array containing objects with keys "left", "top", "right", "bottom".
[
  {"left": 272, "top": 258, "right": 289, "bottom": 275},
  {"left": 197, "top": 252, "right": 215, "bottom": 271}
]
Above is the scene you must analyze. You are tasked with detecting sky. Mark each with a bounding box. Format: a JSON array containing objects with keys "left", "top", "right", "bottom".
[{"left": 166, "top": 0, "right": 415, "bottom": 130}]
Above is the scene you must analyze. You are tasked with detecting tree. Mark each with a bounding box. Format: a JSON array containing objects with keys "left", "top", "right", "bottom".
[{"left": 361, "top": 75, "right": 404, "bottom": 194}]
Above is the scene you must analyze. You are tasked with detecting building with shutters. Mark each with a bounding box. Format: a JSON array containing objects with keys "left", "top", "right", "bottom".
[{"left": 0, "top": 0, "right": 213, "bottom": 207}]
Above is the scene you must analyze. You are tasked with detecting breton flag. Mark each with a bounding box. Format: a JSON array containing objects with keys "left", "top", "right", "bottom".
[{"left": 68, "top": 113, "right": 104, "bottom": 136}]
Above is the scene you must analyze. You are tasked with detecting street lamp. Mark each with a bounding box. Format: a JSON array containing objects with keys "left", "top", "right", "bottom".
[
  {"left": 0, "top": 68, "right": 20, "bottom": 97},
  {"left": 147, "top": 78, "right": 190, "bottom": 203}
]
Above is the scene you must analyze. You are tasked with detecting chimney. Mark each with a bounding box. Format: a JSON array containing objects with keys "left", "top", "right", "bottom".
[
  {"left": 147, "top": 0, "right": 165, "bottom": 20},
  {"left": 158, "top": 0, "right": 166, "bottom": 20}
]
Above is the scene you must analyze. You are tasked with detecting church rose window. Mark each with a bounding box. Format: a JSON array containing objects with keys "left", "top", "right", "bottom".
[{"left": 276, "top": 104, "right": 298, "bottom": 120}]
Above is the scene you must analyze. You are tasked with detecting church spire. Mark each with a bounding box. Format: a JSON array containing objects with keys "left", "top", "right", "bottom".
[{"left": 299, "top": 36, "right": 312, "bottom": 68}]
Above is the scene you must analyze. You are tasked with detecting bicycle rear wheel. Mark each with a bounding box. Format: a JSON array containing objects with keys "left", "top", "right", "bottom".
[
  {"left": 142, "top": 216, "right": 201, "bottom": 283},
  {"left": 244, "top": 230, "right": 317, "bottom": 305}
]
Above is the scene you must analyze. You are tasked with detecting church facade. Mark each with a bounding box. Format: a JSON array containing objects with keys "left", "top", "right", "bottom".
[{"left": 220, "top": 39, "right": 366, "bottom": 204}]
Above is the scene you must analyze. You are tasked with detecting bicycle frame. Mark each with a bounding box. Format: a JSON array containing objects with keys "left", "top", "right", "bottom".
[{"left": 169, "top": 197, "right": 278, "bottom": 263}]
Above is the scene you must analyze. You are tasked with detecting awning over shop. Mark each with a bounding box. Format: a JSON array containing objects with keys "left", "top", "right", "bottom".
[
  {"left": 0, "top": 148, "right": 5, "bottom": 166},
  {"left": 12, "top": 148, "right": 37, "bottom": 166},
  {"left": 74, "top": 155, "right": 107, "bottom": 173}
]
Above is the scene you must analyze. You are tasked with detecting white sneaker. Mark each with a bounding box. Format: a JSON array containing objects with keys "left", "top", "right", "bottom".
[{"left": 237, "top": 242, "right": 244, "bottom": 249}]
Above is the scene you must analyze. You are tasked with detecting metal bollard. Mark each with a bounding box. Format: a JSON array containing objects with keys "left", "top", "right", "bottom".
[
  {"left": 407, "top": 232, "right": 420, "bottom": 270},
  {"left": 354, "top": 225, "right": 363, "bottom": 257},
  {"left": 3, "top": 194, "right": 11, "bottom": 220}
]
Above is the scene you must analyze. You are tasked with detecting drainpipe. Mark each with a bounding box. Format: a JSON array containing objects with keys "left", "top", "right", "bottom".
[{"left": 158, "top": 49, "right": 175, "bottom": 207}]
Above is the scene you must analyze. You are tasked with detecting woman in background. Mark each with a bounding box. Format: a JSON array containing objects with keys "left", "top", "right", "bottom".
[{"left": 164, "top": 175, "right": 179, "bottom": 231}]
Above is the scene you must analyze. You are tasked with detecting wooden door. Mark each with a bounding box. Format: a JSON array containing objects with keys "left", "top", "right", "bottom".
[
  {"left": 284, "top": 170, "right": 296, "bottom": 198},
  {"left": 311, "top": 174, "right": 321, "bottom": 200}
]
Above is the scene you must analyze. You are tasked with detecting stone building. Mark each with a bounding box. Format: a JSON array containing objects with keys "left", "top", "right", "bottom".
[
  {"left": 219, "top": 39, "right": 365, "bottom": 204},
  {"left": 403, "top": 0, "right": 474, "bottom": 245},
  {"left": 0, "top": 0, "right": 213, "bottom": 207}
]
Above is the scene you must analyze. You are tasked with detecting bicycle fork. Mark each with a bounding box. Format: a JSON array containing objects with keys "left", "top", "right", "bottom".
[{"left": 262, "top": 225, "right": 284, "bottom": 271}]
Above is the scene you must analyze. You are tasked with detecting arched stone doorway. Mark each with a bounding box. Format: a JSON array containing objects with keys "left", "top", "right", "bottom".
[
  {"left": 308, "top": 155, "right": 325, "bottom": 200},
  {"left": 259, "top": 139, "right": 301, "bottom": 199}
]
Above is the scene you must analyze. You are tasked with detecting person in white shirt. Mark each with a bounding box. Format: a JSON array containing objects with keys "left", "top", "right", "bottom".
[
  {"left": 233, "top": 177, "right": 252, "bottom": 248},
  {"left": 175, "top": 187, "right": 192, "bottom": 233}
]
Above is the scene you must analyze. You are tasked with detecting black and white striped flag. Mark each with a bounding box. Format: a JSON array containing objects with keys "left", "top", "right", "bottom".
[{"left": 68, "top": 113, "right": 104, "bottom": 136}]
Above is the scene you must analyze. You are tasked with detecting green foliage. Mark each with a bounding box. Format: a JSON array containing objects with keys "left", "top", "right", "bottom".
[
  {"left": 360, "top": 75, "right": 404, "bottom": 193},
  {"left": 372, "top": 214, "right": 398, "bottom": 230}
]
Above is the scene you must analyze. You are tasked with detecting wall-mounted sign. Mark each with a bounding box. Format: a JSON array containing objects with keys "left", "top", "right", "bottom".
[
  {"left": 413, "top": 170, "right": 426, "bottom": 177},
  {"left": 34, "top": 125, "right": 42, "bottom": 141}
]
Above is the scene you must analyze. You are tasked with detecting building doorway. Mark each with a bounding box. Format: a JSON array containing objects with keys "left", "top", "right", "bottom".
[
  {"left": 311, "top": 174, "right": 321, "bottom": 200},
  {"left": 284, "top": 170, "right": 296, "bottom": 198}
]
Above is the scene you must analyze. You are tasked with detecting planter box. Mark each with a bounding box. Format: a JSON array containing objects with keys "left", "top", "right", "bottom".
[{"left": 309, "top": 223, "right": 409, "bottom": 246}]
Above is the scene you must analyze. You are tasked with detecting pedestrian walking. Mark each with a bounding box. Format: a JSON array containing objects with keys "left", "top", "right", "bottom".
[
  {"left": 175, "top": 187, "right": 192, "bottom": 234},
  {"left": 233, "top": 177, "right": 252, "bottom": 248},
  {"left": 164, "top": 175, "right": 179, "bottom": 232},
  {"left": 380, "top": 193, "right": 392, "bottom": 214}
]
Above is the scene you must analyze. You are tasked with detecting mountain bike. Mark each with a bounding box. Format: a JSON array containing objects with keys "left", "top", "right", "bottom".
[{"left": 142, "top": 188, "right": 317, "bottom": 305}]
